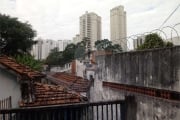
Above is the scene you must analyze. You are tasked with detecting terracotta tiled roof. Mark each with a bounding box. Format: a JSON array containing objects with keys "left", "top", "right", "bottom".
[
  {"left": 0, "top": 55, "right": 45, "bottom": 79},
  {"left": 52, "top": 72, "right": 90, "bottom": 93},
  {"left": 20, "top": 82, "right": 86, "bottom": 107}
]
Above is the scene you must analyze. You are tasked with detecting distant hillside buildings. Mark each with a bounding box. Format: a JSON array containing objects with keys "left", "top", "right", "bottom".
[
  {"left": 32, "top": 5, "right": 128, "bottom": 59},
  {"left": 31, "top": 38, "right": 71, "bottom": 60},
  {"left": 110, "top": 5, "right": 127, "bottom": 51}
]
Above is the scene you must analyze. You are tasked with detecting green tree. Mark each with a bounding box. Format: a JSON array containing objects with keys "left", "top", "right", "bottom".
[
  {"left": 46, "top": 47, "right": 64, "bottom": 66},
  {"left": 111, "top": 44, "right": 122, "bottom": 53},
  {"left": 166, "top": 41, "right": 173, "bottom": 47},
  {"left": 137, "top": 33, "right": 173, "bottom": 50},
  {"left": 15, "top": 54, "right": 43, "bottom": 71},
  {"left": 0, "top": 14, "right": 36, "bottom": 56},
  {"left": 95, "top": 39, "right": 112, "bottom": 50},
  {"left": 95, "top": 39, "right": 122, "bottom": 53},
  {"left": 63, "top": 43, "right": 76, "bottom": 62},
  {"left": 75, "top": 41, "right": 86, "bottom": 59}
]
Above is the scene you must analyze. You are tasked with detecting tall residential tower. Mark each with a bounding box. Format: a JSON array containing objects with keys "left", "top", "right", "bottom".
[
  {"left": 80, "top": 11, "right": 101, "bottom": 50},
  {"left": 110, "top": 5, "right": 127, "bottom": 51}
]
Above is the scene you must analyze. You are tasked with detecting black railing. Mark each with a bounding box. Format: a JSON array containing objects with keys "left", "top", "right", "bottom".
[
  {"left": 0, "top": 96, "right": 12, "bottom": 110},
  {"left": 0, "top": 100, "right": 126, "bottom": 120}
]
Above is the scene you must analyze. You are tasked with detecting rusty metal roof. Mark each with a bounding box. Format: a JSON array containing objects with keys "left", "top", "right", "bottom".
[
  {"left": 20, "top": 82, "right": 86, "bottom": 107},
  {"left": 0, "top": 55, "right": 45, "bottom": 79}
]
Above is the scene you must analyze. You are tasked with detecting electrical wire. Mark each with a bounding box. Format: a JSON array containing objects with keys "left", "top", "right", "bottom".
[{"left": 159, "top": 3, "right": 180, "bottom": 29}]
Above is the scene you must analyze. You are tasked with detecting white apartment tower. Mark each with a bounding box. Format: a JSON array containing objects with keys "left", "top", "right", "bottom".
[
  {"left": 80, "top": 11, "right": 101, "bottom": 50},
  {"left": 133, "top": 36, "right": 145, "bottom": 49},
  {"left": 31, "top": 39, "right": 72, "bottom": 60},
  {"left": 73, "top": 34, "right": 81, "bottom": 44},
  {"left": 110, "top": 5, "right": 127, "bottom": 51}
]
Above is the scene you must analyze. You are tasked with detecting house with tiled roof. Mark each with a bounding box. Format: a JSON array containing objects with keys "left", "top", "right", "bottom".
[
  {"left": 20, "top": 82, "right": 86, "bottom": 107},
  {"left": 0, "top": 55, "right": 86, "bottom": 109},
  {"left": 47, "top": 72, "right": 91, "bottom": 97}
]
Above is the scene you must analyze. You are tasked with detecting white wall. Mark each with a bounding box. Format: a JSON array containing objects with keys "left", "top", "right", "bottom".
[
  {"left": 0, "top": 67, "right": 21, "bottom": 108},
  {"left": 50, "top": 63, "right": 71, "bottom": 73},
  {"left": 86, "top": 70, "right": 95, "bottom": 80},
  {"left": 76, "top": 60, "right": 85, "bottom": 77}
]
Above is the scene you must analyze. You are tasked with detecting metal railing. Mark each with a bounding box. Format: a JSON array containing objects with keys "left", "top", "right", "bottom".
[
  {"left": 0, "top": 100, "right": 126, "bottom": 120},
  {"left": 0, "top": 96, "right": 12, "bottom": 110}
]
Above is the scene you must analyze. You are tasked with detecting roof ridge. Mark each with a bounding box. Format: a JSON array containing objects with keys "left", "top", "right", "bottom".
[{"left": 0, "top": 55, "right": 45, "bottom": 79}]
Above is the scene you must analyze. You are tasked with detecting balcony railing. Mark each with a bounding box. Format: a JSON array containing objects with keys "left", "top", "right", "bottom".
[
  {"left": 0, "top": 96, "right": 12, "bottom": 110},
  {"left": 0, "top": 100, "right": 126, "bottom": 120}
]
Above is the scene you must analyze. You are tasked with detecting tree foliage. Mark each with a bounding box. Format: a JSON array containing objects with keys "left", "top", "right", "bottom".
[
  {"left": 46, "top": 42, "right": 86, "bottom": 67},
  {"left": 46, "top": 39, "right": 123, "bottom": 67},
  {"left": 15, "top": 54, "right": 43, "bottom": 71},
  {"left": 74, "top": 41, "right": 86, "bottom": 59},
  {"left": 95, "top": 39, "right": 122, "bottom": 53},
  {"left": 46, "top": 47, "right": 64, "bottom": 66},
  {"left": 0, "top": 14, "right": 36, "bottom": 56},
  {"left": 63, "top": 43, "right": 76, "bottom": 62},
  {"left": 137, "top": 33, "right": 173, "bottom": 50}
]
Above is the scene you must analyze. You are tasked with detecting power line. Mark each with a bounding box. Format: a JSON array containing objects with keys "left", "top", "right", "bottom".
[{"left": 159, "top": 3, "right": 180, "bottom": 29}]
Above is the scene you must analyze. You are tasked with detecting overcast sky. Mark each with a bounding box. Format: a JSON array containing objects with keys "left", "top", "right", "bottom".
[{"left": 0, "top": 0, "right": 180, "bottom": 40}]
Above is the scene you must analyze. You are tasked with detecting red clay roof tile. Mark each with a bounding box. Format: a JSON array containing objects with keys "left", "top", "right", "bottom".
[
  {"left": 0, "top": 55, "right": 45, "bottom": 79},
  {"left": 52, "top": 72, "right": 91, "bottom": 92},
  {"left": 20, "top": 82, "right": 86, "bottom": 107}
]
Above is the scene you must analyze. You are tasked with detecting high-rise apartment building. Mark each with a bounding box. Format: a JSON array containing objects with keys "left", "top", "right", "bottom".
[
  {"left": 133, "top": 36, "right": 145, "bottom": 49},
  {"left": 73, "top": 34, "right": 81, "bottom": 44},
  {"left": 31, "top": 39, "right": 72, "bottom": 60},
  {"left": 80, "top": 11, "right": 101, "bottom": 50},
  {"left": 56, "top": 40, "right": 72, "bottom": 51},
  {"left": 110, "top": 5, "right": 127, "bottom": 51},
  {"left": 31, "top": 39, "right": 43, "bottom": 60}
]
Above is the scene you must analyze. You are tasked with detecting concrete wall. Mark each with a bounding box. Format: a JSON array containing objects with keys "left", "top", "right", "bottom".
[
  {"left": 0, "top": 67, "right": 21, "bottom": 108},
  {"left": 90, "top": 77, "right": 124, "bottom": 102},
  {"left": 96, "top": 46, "right": 180, "bottom": 91},
  {"left": 136, "top": 96, "right": 180, "bottom": 120},
  {"left": 90, "top": 46, "right": 180, "bottom": 120}
]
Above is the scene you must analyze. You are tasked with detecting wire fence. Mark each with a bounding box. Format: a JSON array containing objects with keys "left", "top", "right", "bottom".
[{"left": 112, "top": 23, "right": 180, "bottom": 51}]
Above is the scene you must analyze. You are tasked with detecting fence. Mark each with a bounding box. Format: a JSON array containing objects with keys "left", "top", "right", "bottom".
[
  {"left": 0, "top": 100, "right": 126, "bottom": 120},
  {"left": 0, "top": 96, "right": 12, "bottom": 110}
]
